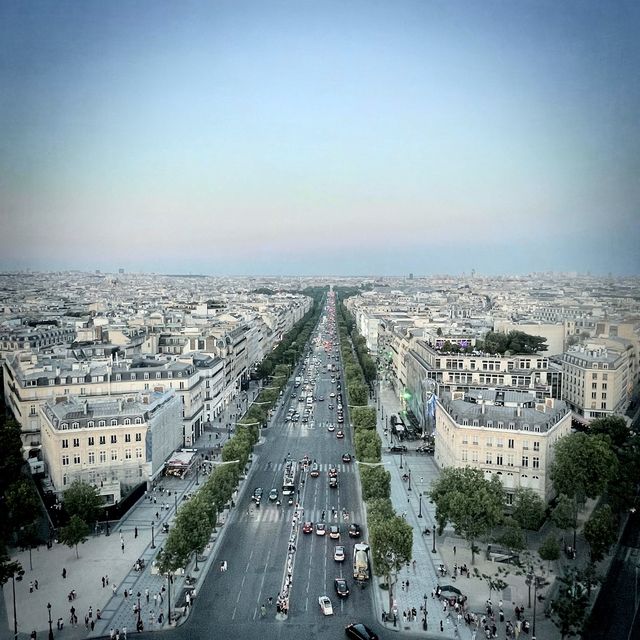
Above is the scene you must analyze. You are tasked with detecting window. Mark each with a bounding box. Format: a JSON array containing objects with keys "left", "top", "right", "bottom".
[
  {"left": 135, "top": 433, "right": 142, "bottom": 442},
  {"left": 592, "top": 382, "right": 597, "bottom": 389},
  {"left": 124, "top": 418, "right": 131, "bottom": 425},
  {"left": 505, "top": 493, "right": 514, "bottom": 506},
  {"left": 461, "top": 450, "right": 468, "bottom": 462},
  {"left": 461, "top": 436, "right": 468, "bottom": 445},
  {"left": 72, "top": 422, "right": 79, "bottom": 429},
  {"left": 522, "top": 456, "right": 529, "bottom": 467},
  {"left": 111, "top": 419, "right": 118, "bottom": 426},
  {"left": 111, "top": 435, "right": 117, "bottom": 444},
  {"left": 496, "top": 454, "right": 503, "bottom": 465},
  {"left": 30, "top": 404, "right": 37, "bottom": 416},
  {"left": 486, "top": 437, "right": 493, "bottom": 447},
  {"left": 601, "top": 402, "right": 607, "bottom": 409},
  {"left": 99, "top": 436, "right": 106, "bottom": 445},
  {"left": 485, "top": 453, "right": 492, "bottom": 464},
  {"left": 135, "top": 417, "right": 142, "bottom": 425},
  {"left": 533, "top": 441, "right": 540, "bottom": 451},
  {"left": 533, "top": 457, "right": 540, "bottom": 469},
  {"left": 111, "top": 450, "right": 118, "bottom": 461},
  {"left": 125, "top": 449, "right": 132, "bottom": 460},
  {"left": 508, "top": 439, "right": 515, "bottom": 449},
  {"left": 496, "top": 438, "right": 504, "bottom": 448},
  {"left": 62, "top": 439, "right": 69, "bottom": 449},
  {"left": 88, "top": 436, "right": 94, "bottom": 446},
  {"left": 522, "top": 440, "right": 529, "bottom": 450},
  {"left": 88, "top": 421, "right": 94, "bottom": 428},
  {"left": 472, "top": 435, "right": 479, "bottom": 446},
  {"left": 471, "top": 451, "right": 479, "bottom": 463},
  {"left": 99, "top": 450, "right": 106, "bottom": 463},
  {"left": 62, "top": 455, "right": 69, "bottom": 466},
  {"left": 73, "top": 438, "right": 80, "bottom": 447},
  {"left": 507, "top": 454, "right": 514, "bottom": 467},
  {"left": 73, "top": 454, "right": 81, "bottom": 465},
  {"left": 98, "top": 420, "right": 106, "bottom": 427},
  {"left": 61, "top": 423, "right": 68, "bottom": 430},
  {"left": 125, "top": 434, "right": 131, "bottom": 443},
  {"left": 135, "top": 448, "right": 143, "bottom": 459},
  {"left": 88, "top": 451, "right": 95, "bottom": 464}
]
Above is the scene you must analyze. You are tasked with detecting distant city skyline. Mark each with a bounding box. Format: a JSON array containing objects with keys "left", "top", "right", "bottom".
[{"left": 1, "top": 0, "right": 639, "bottom": 276}]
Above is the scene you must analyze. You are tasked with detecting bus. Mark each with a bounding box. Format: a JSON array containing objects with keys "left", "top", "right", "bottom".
[{"left": 282, "top": 458, "right": 297, "bottom": 496}]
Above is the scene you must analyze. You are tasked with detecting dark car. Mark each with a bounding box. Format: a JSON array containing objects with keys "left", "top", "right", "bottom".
[
  {"left": 342, "top": 453, "right": 352, "bottom": 463},
  {"left": 329, "top": 476, "right": 338, "bottom": 488},
  {"left": 345, "top": 623, "right": 378, "bottom": 640},
  {"left": 348, "top": 523, "right": 361, "bottom": 538},
  {"left": 252, "top": 487, "right": 263, "bottom": 503},
  {"left": 417, "top": 444, "right": 434, "bottom": 454},
  {"left": 334, "top": 578, "right": 349, "bottom": 598},
  {"left": 302, "top": 521, "right": 313, "bottom": 534},
  {"left": 388, "top": 445, "right": 408, "bottom": 453}
]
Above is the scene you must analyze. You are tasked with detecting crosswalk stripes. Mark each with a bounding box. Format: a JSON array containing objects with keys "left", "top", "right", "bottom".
[
  {"left": 267, "top": 462, "right": 353, "bottom": 474},
  {"left": 246, "top": 506, "right": 355, "bottom": 524}
]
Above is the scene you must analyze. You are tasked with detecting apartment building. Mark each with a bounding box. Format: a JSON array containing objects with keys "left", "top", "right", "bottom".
[
  {"left": 562, "top": 343, "right": 632, "bottom": 422},
  {"left": 40, "top": 389, "right": 182, "bottom": 502},
  {"left": 0, "top": 324, "right": 76, "bottom": 363},
  {"left": 434, "top": 390, "right": 572, "bottom": 502}
]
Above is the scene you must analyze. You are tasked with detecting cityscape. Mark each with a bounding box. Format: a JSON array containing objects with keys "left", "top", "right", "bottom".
[{"left": 2, "top": 2, "right": 639, "bottom": 640}]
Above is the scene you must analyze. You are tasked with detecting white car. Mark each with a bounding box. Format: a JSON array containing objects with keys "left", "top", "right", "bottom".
[
  {"left": 334, "top": 545, "right": 345, "bottom": 562},
  {"left": 318, "top": 595, "right": 333, "bottom": 616}
]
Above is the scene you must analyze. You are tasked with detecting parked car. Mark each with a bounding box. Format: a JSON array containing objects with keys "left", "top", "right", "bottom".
[{"left": 388, "top": 445, "right": 408, "bottom": 453}]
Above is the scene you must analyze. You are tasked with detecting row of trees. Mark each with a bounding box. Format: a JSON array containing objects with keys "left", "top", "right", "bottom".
[
  {"left": 333, "top": 291, "right": 413, "bottom": 612},
  {"left": 478, "top": 330, "right": 549, "bottom": 355}
]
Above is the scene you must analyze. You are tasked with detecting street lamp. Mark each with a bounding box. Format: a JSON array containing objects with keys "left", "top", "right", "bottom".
[
  {"left": 408, "top": 468, "right": 412, "bottom": 492},
  {"left": 151, "top": 521, "right": 156, "bottom": 549},
  {"left": 432, "top": 524, "right": 436, "bottom": 554},
  {"left": 418, "top": 493, "right": 423, "bottom": 518},
  {"left": 137, "top": 593, "right": 142, "bottom": 627},
  {"left": 422, "top": 593, "right": 428, "bottom": 631},
  {"left": 399, "top": 452, "right": 403, "bottom": 469},
  {"left": 196, "top": 462, "right": 200, "bottom": 486},
  {"left": 47, "top": 602, "right": 53, "bottom": 640},
  {"left": 105, "top": 509, "right": 110, "bottom": 536}
]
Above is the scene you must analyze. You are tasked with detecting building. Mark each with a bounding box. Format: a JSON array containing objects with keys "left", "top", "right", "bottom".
[
  {"left": 40, "top": 389, "right": 182, "bottom": 503},
  {"left": 434, "top": 390, "right": 572, "bottom": 503}
]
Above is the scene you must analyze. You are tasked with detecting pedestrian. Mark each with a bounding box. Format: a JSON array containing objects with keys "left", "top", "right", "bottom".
[
  {"left": 124, "top": 589, "right": 128, "bottom": 599},
  {"left": 412, "top": 559, "right": 417, "bottom": 572},
  {"left": 115, "top": 630, "right": 120, "bottom": 640},
  {"left": 402, "top": 610, "right": 407, "bottom": 623},
  {"left": 122, "top": 626, "right": 127, "bottom": 639},
  {"left": 90, "top": 620, "right": 95, "bottom": 631},
  {"left": 440, "top": 620, "right": 444, "bottom": 632},
  {"left": 453, "top": 545, "right": 456, "bottom": 556},
  {"left": 134, "top": 527, "right": 138, "bottom": 539},
  {"left": 105, "top": 574, "right": 109, "bottom": 585},
  {"left": 102, "top": 576, "right": 106, "bottom": 588},
  {"left": 30, "top": 581, "right": 33, "bottom": 593},
  {"left": 401, "top": 580, "right": 405, "bottom": 591},
  {"left": 31, "top": 631, "right": 37, "bottom": 640},
  {"left": 406, "top": 579, "right": 410, "bottom": 591},
  {"left": 121, "top": 541, "right": 125, "bottom": 554},
  {"left": 153, "top": 593, "right": 158, "bottom": 606},
  {"left": 145, "top": 588, "right": 150, "bottom": 603},
  {"left": 84, "top": 615, "right": 89, "bottom": 629},
  {"left": 62, "top": 567, "right": 67, "bottom": 579},
  {"left": 110, "top": 628, "right": 115, "bottom": 640},
  {"left": 112, "top": 583, "right": 117, "bottom": 595},
  {"left": 97, "top": 609, "right": 101, "bottom": 620},
  {"left": 34, "top": 579, "right": 39, "bottom": 590},
  {"left": 89, "top": 606, "right": 93, "bottom": 618}
]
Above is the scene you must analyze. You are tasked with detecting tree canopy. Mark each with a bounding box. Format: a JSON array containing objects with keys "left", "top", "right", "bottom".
[
  {"left": 64, "top": 481, "right": 102, "bottom": 525},
  {"left": 480, "top": 330, "right": 548, "bottom": 355},
  {"left": 430, "top": 467, "right": 505, "bottom": 564},
  {"left": 58, "top": 515, "right": 90, "bottom": 558},
  {"left": 583, "top": 505, "right": 617, "bottom": 562},
  {"left": 550, "top": 433, "right": 618, "bottom": 503},
  {"left": 511, "top": 487, "right": 545, "bottom": 533}
]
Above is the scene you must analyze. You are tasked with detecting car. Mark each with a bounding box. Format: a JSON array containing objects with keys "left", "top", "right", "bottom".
[
  {"left": 302, "top": 416, "right": 308, "bottom": 423},
  {"left": 318, "top": 396, "right": 324, "bottom": 401},
  {"left": 348, "top": 523, "right": 361, "bottom": 538},
  {"left": 330, "top": 392, "right": 336, "bottom": 397},
  {"left": 342, "top": 453, "right": 352, "bottom": 463},
  {"left": 334, "top": 578, "right": 349, "bottom": 598},
  {"left": 328, "top": 424, "right": 336, "bottom": 432},
  {"left": 417, "top": 444, "right": 434, "bottom": 454},
  {"left": 310, "top": 463, "right": 320, "bottom": 477},
  {"left": 345, "top": 623, "right": 378, "bottom": 640},
  {"left": 328, "top": 466, "right": 338, "bottom": 478},
  {"left": 252, "top": 487, "right": 263, "bottom": 503},
  {"left": 268, "top": 488, "right": 279, "bottom": 502},
  {"left": 388, "top": 445, "right": 408, "bottom": 453},
  {"left": 315, "top": 522, "right": 326, "bottom": 536},
  {"left": 334, "top": 545, "right": 345, "bottom": 562},
  {"left": 302, "top": 521, "right": 313, "bottom": 534},
  {"left": 337, "top": 415, "right": 344, "bottom": 423},
  {"left": 329, "top": 525, "right": 340, "bottom": 539},
  {"left": 328, "top": 404, "right": 334, "bottom": 410},
  {"left": 329, "top": 476, "right": 338, "bottom": 488},
  {"left": 336, "top": 430, "right": 345, "bottom": 439},
  {"left": 319, "top": 595, "right": 333, "bottom": 616}
]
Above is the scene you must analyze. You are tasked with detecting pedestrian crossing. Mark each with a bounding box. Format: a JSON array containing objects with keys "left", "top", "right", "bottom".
[
  {"left": 265, "top": 462, "right": 353, "bottom": 474},
  {"left": 244, "top": 506, "right": 356, "bottom": 524}
]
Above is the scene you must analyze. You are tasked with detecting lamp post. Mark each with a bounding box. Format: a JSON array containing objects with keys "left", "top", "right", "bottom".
[
  {"left": 105, "top": 509, "right": 110, "bottom": 536},
  {"left": 196, "top": 462, "right": 200, "bottom": 486},
  {"left": 137, "top": 593, "right": 142, "bottom": 627},
  {"left": 151, "top": 521, "right": 156, "bottom": 549},
  {"left": 47, "top": 602, "right": 54, "bottom": 640},
  {"left": 422, "top": 593, "right": 428, "bottom": 631},
  {"left": 432, "top": 524, "right": 436, "bottom": 553},
  {"left": 418, "top": 493, "right": 423, "bottom": 518},
  {"left": 399, "top": 452, "right": 403, "bottom": 469},
  {"left": 408, "top": 468, "right": 412, "bottom": 492}
]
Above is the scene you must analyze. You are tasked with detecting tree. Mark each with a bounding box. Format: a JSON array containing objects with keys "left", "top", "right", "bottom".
[
  {"left": 430, "top": 468, "right": 505, "bottom": 564},
  {"left": 475, "top": 569, "right": 509, "bottom": 600},
  {"left": 0, "top": 420, "right": 25, "bottom": 495},
  {"left": 58, "top": 515, "right": 89, "bottom": 558},
  {"left": 64, "top": 481, "right": 102, "bottom": 525},
  {"left": 588, "top": 416, "right": 630, "bottom": 449},
  {"left": 354, "top": 430, "right": 381, "bottom": 463},
  {"left": 6, "top": 478, "right": 41, "bottom": 530},
  {"left": 369, "top": 516, "right": 413, "bottom": 613},
  {"left": 511, "top": 487, "right": 545, "bottom": 536},
  {"left": 538, "top": 535, "right": 561, "bottom": 570},
  {"left": 0, "top": 546, "right": 23, "bottom": 589},
  {"left": 347, "top": 382, "right": 368, "bottom": 406},
  {"left": 552, "top": 494, "right": 576, "bottom": 539},
  {"left": 551, "top": 568, "right": 589, "bottom": 639},
  {"left": 550, "top": 433, "right": 618, "bottom": 504},
  {"left": 359, "top": 466, "right": 391, "bottom": 501},
  {"left": 351, "top": 407, "right": 377, "bottom": 430},
  {"left": 497, "top": 518, "right": 526, "bottom": 556},
  {"left": 583, "top": 505, "right": 617, "bottom": 562}
]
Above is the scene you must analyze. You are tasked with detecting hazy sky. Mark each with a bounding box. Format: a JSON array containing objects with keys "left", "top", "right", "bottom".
[{"left": 1, "top": 0, "right": 639, "bottom": 276}]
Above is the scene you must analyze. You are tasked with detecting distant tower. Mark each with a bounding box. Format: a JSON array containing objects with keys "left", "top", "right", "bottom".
[
  {"left": 119, "top": 268, "right": 125, "bottom": 274},
  {"left": 409, "top": 273, "right": 414, "bottom": 280},
  {"left": 471, "top": 269, "right": 476, "bottom": 278}
]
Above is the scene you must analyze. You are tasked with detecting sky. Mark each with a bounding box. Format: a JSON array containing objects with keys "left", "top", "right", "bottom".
[{"left": 1, "top": 0, "right": 639, "bottom": 276}]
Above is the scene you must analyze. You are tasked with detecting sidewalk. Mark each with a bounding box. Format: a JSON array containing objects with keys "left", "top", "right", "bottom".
[
  {"left": 370, "top": 382, "right": 561, "bottom": 639},
  {"left": 2, "top": 383, "right": 258, "bottom": 640}
]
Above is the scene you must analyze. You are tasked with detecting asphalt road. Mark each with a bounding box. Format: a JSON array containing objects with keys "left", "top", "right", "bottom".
[{"left": 144, "top": 304, "right": 385, "bottom": 640}]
